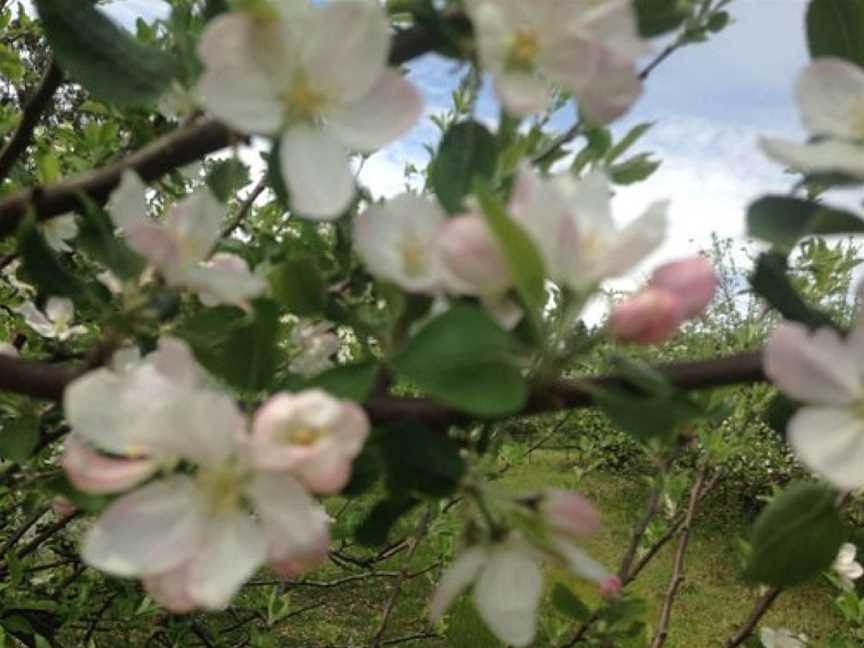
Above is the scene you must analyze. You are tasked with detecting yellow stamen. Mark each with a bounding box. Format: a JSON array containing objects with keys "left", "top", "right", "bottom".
[
  {"left": 285, "top": 426, "right": 324, "bottom": 446},
  {"left": 283, "top": 72, "right": 328, "bottom": 124},
  {"left": 506, "top": 31, "right": 540, "bottom": 72},
  {"left": 198, "top": 467, "right": 245, "bottom": 516},
  {"left": 401, "top": 241, "right": 427, "bottom": 278}
]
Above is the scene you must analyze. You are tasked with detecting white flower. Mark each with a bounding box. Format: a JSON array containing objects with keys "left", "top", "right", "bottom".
[
  {"left": 429, "top": 535, "right": 544, "bottom": 647},
  {"left": 833, "top": 542, "right": 863, "bottom": 591},
  {"left": 63, "top": 338, "right": 336, "bottom": 612},
  {"left": 353, "top": 194, "right": 448, "bottom": 293},
  {"left": 107, "top": 171, "right": 265, "bottom": 307},
  {"left": 760, "top": 58, "right": 864, "bottom": 178},
  {"left": 465, "top": 0, "right": 646, "bottom": 120},
  {"left": 41, "top": 214, "right": 78, "bottom": 253},
  {"left": 288, "top": 321, "right": 340, "bottom": 378},
  {"left": 765, "top": 317, "right": 864, "bottom": 489},
  {"left": 760, "top": 627, "right": 808, "bottom": 648},
  {"left": 15, "top": 297, "right": 86, "bottom": 341},
  {"left": 510, "top": 167, "right": 666, "bottom": 291},
  {"left": 195, "top": 1, "right": 422, "bottom": 219}
]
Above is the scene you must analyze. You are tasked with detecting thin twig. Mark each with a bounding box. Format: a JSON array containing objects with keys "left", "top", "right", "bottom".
[
  {"left": 222, "top": 177, "right": 267, "bottom": 238},
  {"left": 83, "top": 592, "right": 119, "bottom": 646},
  {"left": 0, "top": 506, "right": 48, "bottom": 558},
  {"left": 649, "top": 465, "right": 707, "bottom": 648},
  {"left": 723, "top": 587, "right": 783, "bottom": 648}
]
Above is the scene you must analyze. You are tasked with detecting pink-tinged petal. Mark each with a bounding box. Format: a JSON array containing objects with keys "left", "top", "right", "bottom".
[
  {"left": 473, "top": 539, "right": 543, "bottom": 647},
  {"left": 429, "top": 546, "right": 487, "bottom": 622},
  {"left": 280, "top": 126, "right": 354, "bottom": 220},
  {"left": 107, "top": 170, "right": 149, "bottom": 231},
  {"left": 580, "top": 0, "right": 648, "bottom": 60},
  {"left": 143, "top": 564, "right": 199, "bottom": 613},
  {"left": 61, "top": 435, "right": 158, "bottom": 495},
  {"left": 270, "top": 530, "right": 329, "bottom": 577},
  {"left": 539, "top": 37, "right": 600, "bottom": 96},
  {"left": 607, "top": 288, "right": 684, "bottom": 345},
  {"left": 195, "top": 13, "right": 283, "bottom": 134},
  {"left": 51, "top": 496, "right": 76, "bottom": 519},
  {"left": 327, "top": 70, "right": 423, "bottom": 151},
  {"left": 82, "top": 476, "right": 207, "bottom": 577},
  {"left": 163, "top": 188, "right": 224, "bottom": 268},
  {"left": 148, "top": 336, "right": 204, "bottom": 389},
  {"left": 788, "top": 405, "right": 864, "bottom": 490},
  {"left": 650, "top": 256, "right": 718, "bottom": 319},
  {"left": 797, "top": 58, "right": 864, "bottom": 139},
  {"left": 578, "top": 51, "right": 642, "bottom": 124},
  {"left": 438, "top": 213, "right": 511, "bottom": 296},
  {"left": 300, "top": 0, "right": 389, "bottom": 103},
  {"left": 759, "top": 137, "right": 864, "bottom": 178},
  {"left": 247, "top": 471, "right": 332, "bottom": 563},
  {"left": 599, "top": 575, "right": 623, "bottom": 599},
  {"left": 765, "top": 322, "right": 861, "bottom": 406},
  {"left": 540, "top": 489, "right": 600, "bottom": 538},
  {"left": 125, "top": 223, "right": 181, "bottom": 270},
  {"left": 184, "top": 512, "right": 267, "bottom": 610},
  {"left": 481, "top": 294, "right": 523, "bottom": 331}
]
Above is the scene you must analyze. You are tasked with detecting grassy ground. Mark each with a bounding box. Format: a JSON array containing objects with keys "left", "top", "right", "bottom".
[{"left": 266, "top": 448, "right": 838, "bottom": 647}]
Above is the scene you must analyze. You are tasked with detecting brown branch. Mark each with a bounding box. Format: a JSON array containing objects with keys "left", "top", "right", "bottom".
[
  {"left": 222, "top": 177, "right": 267, "bottom": 238},
  {"left": 0, "top": 506, "right": 48, "bottom": 557},
  {"left": 0, "top": 59, "right": 63, "bottom": 182},
  {"left": 723, "top": 587, "right": 783, "bottom": 648},
  {"left": 0, "top": 15, "right": 470, "bottom": 238},
  {"left": 649, "top": 465, "right": 707, "bottom": 648}
]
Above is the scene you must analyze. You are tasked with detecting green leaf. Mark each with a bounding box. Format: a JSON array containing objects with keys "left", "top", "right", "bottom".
[
  {"left": 764, "top": 393, "right": 801, "bottom": 437},
  {"left": 378, "top": 424, "right": 466, "bottom": 497},
  {"left": 806, "top": 0, "right": 864, "bottom": 67},
  {"left": 391, "top": 304, "right": 528, "bottom": 417},
  {"left": 308, "top": 360, "right": 379, "bottom": 401},
  {"left": 635, "top": 0, "right": 688, "bottom": 37},
  {"left": 750, "top": 252, "right": 837, "bottom": 329},
  {"left": 355, "top": 496, "right": 419, "bottom": 547},
  {"left": 269, "top": 257, "right": 326, "bottom": 316},
  {"left": 34, "top": 0, "right": 176, "bottom": 106},
  {"left": 551, "top": 583, "right": 592, "bottom": 621},
  {"left": 266, "top": 140, "right": 291, "bottom": 209},
  {"left": 707, "top": 10, "right": 731, "bottom": 33},
  {"left": 606, "top": 122, "right": 654, "bottom": 164},
  {"left": 474, "top": 180, "right": 546, "bottom": 317},
  {"left": 76, "top": 207, "right": 145, "bottom": 281},
  {"left": 206, "top": 158, "right": 251, "bottom": 203},
  {"left": 609, "top": 153, "right": 661, "bottom": 185},
  {"left": 744, "top": 481, "right": 845, "bottom": 587},
  {"left": 430, "top": 121, "right": 498, "bottom": 213},
  {"left": 0, "top": 417, "right": 40, "bottom": 463},
  {"left": 221, "top": 299, "right": 281, "bottom": 392},
  {"left": 18, "top": 216, "right": 88, "bottom": 299},
  {"left": 595, "top": 389, "right": 705, "bottom": 442},
  {"left": 748, "top": 196, "right": 864, "bottom": 250}
]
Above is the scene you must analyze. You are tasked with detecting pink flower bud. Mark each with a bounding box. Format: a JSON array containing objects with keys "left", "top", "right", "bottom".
[
  {"left": 608, "top": 287, "right": 684, "bottom": 344},
  {"left": 540, "top": 489, "right": 600, "bottom": 538},
  {"left": 51, "top": 495, "right": 76, "bottom": 519},
  {"left": 599, "top": 575, "right": 622, "bottom": 599},
  {"left": 649, "top": 256, "right": 717, "bottom": 319},
  {"left": 437, "top": 213, "right": 511, "bottom": 295}
]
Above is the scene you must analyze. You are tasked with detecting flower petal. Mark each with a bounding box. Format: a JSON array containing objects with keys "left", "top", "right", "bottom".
[
  {"left": 14, "top": 301, "right": 55, "bottom": 338},
  {"left": 472, "top": 540, "right": 543, "bottom": 647},
  {"left": 64, "top": 368, "right": 140, "bottom": 455},
  {"left": 788, "top": 405, "right": 864, "bottom": 489},
  {"left": 82, "top": 476, "right": 207, "bottom": 577},
  {"left": 61, "top": 435, "right": 158, "bottom": 495},
  {"left": 45, "top": 296, "right": 74, "bottom": 325},
  {"left": 759, "top": 137, "right": 864, "bottom": 179},
  {"left": 592, "top": 201, "right": 667, "bottom": 281},
  {"left": 107, "top": 171, "right": 149, "bottom": 231},
  {"left": 797, "top": 58, "right": 864, "bottom": 139},
  {"left": 163, "top": 188, "right": 224, "bottom": 269},
  {"left": 186, "top": 253, "right": 267, "bottom": 309},
  {"left": 280, "top": 126, "right": 354, "bottom": 220},
  {"left": 428, "top": 546, "right": 487, "bottom": 622},
  {"left": 578, "top": 52, "right": 642, "bottom": 124},
  {"left": 327, "top": 69, "right": 422, "bottom": 151},
  {"left": 764, "top": 322, "right": 861, "bottom": 406}
]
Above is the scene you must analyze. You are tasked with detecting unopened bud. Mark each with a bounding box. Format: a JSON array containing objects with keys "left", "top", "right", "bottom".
[
  {"left": 649, "top": 256, "right": 717, "bottom": 319},
  {"left": 540, "top": 489, "right": 600, "bottom": 538},
  {"left": 599, "top": 575, "right": 622, "bottom": 599},
  {"left": 608, "top": 287, "right": 683, "bottom": 344}
]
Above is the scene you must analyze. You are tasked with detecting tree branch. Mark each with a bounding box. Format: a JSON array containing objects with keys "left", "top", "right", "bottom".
[
  {"left": 723, "top": 587, "right": 783, "bottom": 648},
  {"left": 0, "top": 59, "right": 63, "bottom": 182}
]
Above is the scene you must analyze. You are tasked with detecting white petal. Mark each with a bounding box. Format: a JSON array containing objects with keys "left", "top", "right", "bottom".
[
  {"left": 108, "top": 170, "right": 149, "bottom": 231},
  {"left": 428, "top": 546, "right": 487, "bottom": 622},
  {"left": 837, "top": 542, "right": 858, "bottom": 566},
  {"left": 195, "top": 13, "right": 284, "bottom": 134},
  {"left": 64, "top": 368, "right": 137, "bottom": 455},
  {"left": 186, "top": 253, "right": 266, "bottom": 309},
  {"left": 327, "top": 70, "right": 422, "bottom": 151},
  {"left": 472, "top": 541, "right": 543, "bottom": 647},
  {"left": 163, "top": 188, "right": 224, "bottom": 268},
  {"left": 797, "top": 58, "right": 864, "bottom": 139},
  {"left": 552, "top": 536, "right": 608, "bottom": 582},
  {"left": 539, "top": 37, "right": 600, "bottom": 96},
  {"left": 759, "top": 137, "right": 864, "bottom": 179},
  {"left": 353, "top": 193, "right": 448, "bottom": 293},
  {"left": 45, "top": 296, "right": 74, "bottom": 325},
  {"left": 300, "top": 0, "right": 389, "bottom": 103},
  {"left": 578, "top": 52, "right": 642, "bottom": 124},
  {"left": 184, "top": 512, "right": 267, "bottom": 610},
  {"left": 788, "top": 406, "right": 864, "bottom": 489},
  {"left": 764, "top": 322, "right": 861, "bottom": 406},
  {"left": 148, "top": 336, "right": 203, "bottom": 389},
  {"left": 61, "top": 435, "right": 158, "bottom": 495},
  {"left": 82, "top": 476, "right": 207, "bottom": 577},
  {"left": 280, "top": 126, "right": 354, "bottom": 220},
  {"left": 14, "top": 301, "right": 55, "bottom": 338},
  {"left": 591, "top": 201, "right": 667, "bottom": 282},
  {"left": 579, "top": 0, "right": 648, "bottom": 60}
]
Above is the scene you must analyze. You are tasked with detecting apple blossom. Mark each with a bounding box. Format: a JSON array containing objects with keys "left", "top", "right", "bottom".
[
  {"left": 510, "top": 167, "right": 667, "bottom": 291},
  {"left": 833, "top": 542, "right": 863, "bottom": 591},
  {"left": 760, "top": 58, "right": 864, "bottom": 178},
  {"left": 250, "top": 389, "right": 370, "bottom": 494},
  {"left": 107, "top": 171, "right": 265, "bottom": 307},
  {"left": 437, "top": 212, "right": 511, "bottom": 296},
  {"left": 15, "top": 297, "right": 86, "bottom": 341},
  {"left": 288, "top": 320, "right": 340, "bottom": 378},
  {"left": 650, "top": 256, "right": 718, "bottom": 319},
  {"left": 353, "top": 194, "right": 448, "bottom": 293},
  {"left": 195, "top": 1, "right": 422, "bottom": 219},
  {"left": 759, "top": 627, "right": 808, "bottom": 648},
  {"left": 539, "top": 488, "right": 600, "bottom": 538},
  {"left": 41, "top": 213, "right": 78, "bottom": 253},
  {"left": 764, "top": 316, "right": 864, "bottom": 489},
  {"left": 464, "top": 0, "right": 646, "bottom": 121}
]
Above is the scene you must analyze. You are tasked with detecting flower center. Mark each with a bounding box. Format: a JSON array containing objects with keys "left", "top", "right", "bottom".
[
  {"left": 198, "top": 466, "right": 246, "bottom": 516},
  {"left": 282, "top": 425, "right": 325, "bottom": 446},
  {"left": 283, "top": 72, "right": 328, "bottom": 124},
  {"left": 506, "top": 31, "right": 540, "bottom": 72},
  {"left": 401, "top": 241, "right": 427, "bottom": 278},
  {"left": 847, "top": 100, "right": 864, "bottom": 139}
]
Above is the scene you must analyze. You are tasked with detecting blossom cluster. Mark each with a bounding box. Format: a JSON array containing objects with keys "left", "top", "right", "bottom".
[{"left": 62, "top": 338, "right": 369, "bottom": 610}]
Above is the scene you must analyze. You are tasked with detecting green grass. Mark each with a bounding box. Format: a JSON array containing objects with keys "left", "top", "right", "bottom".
[{"left": 266, "top": 448, "right": 839, "bottom": 647}]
